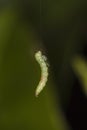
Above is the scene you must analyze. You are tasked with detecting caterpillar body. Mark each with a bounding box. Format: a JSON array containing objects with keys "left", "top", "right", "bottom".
[{"left": 35, "top": 51, "right": 49, "bottom": 97}]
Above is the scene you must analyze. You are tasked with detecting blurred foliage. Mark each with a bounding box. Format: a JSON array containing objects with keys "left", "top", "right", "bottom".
[
  {"left": 0, "top": 0, "right": 87, "bottom": 130},
  {"left": 72, "top": 56, "right": 87, "bottom": 96},
  {"left": 0, "top": 7, "right": 70, "bottom": 130}
]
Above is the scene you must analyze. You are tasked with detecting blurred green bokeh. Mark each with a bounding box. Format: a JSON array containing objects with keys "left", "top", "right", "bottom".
[
  {"left": 72, "top": 56, "right": 87, "bottom": 96},
  {"left": 0, "top": 1, "right": 87, "bottom": 129},
  {"left": 0, "top": 7, "right": 69, "bottom": 130}
]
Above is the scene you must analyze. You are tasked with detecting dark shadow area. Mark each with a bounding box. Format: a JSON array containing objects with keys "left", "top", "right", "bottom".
[{"left": 66, "top": 77, "right": 87, "bottom": 130}]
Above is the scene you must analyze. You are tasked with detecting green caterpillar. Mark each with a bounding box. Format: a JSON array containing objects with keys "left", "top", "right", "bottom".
[{"left": 35, "top": 51, "right": 49, "bottom": 97}]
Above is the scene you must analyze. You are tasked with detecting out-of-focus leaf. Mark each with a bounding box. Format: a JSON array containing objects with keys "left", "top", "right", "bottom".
[
  {"left": 72, "top": 56, "right": 87, "bottom": 96},
  {"left": 0, "top": 7, "right": 70, "bottom": 130}
]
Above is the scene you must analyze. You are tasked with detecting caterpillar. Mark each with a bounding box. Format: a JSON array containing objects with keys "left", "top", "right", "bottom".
[{"left": 35, "top": 51, "right": 49, "bottom": 97}]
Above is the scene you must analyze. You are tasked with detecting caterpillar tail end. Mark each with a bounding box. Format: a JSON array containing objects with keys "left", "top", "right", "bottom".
[{"left": 35, "top": 90, "right": 39, "bottom": 97}]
